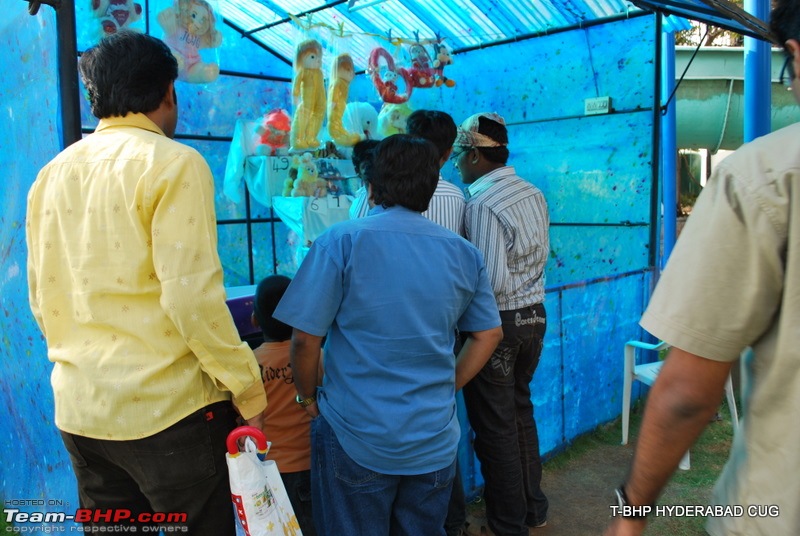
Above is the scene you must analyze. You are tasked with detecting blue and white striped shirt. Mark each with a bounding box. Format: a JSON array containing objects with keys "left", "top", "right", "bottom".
[
  {"left": 350, "top": 176, "right": 466, "bottom": 236},
  {"left": 465, "top": 166, "right": 549, "bottom": 310}
]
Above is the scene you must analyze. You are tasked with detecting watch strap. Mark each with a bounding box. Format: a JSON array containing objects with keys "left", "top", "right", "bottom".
[
  {"left": 295, "top": 394, "right": 316, "bottom": 408},
  {"left": 615, "top": 485, "right": 652, "bottom": 518}
]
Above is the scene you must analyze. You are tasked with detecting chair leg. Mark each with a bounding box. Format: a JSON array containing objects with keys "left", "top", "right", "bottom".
[
  {"left": 679, "top": 450, "right": 691, "bottom": 470},
  {"left": 622, "top": 345, "right": 634, "bottom": 445},
  {"left": 725, "top": 374, "right": 740, "bottom": 434}
]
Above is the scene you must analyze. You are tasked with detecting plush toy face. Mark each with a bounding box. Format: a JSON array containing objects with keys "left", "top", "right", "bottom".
[
  {"left": 390, "top": 110, "right": 405, "bottom": 130},
  {"left": 301, "top": 50, "right": 322, "bottom": 70},
  {"left": 410, "top": 44, "right": 431, "bottom": 67},
  {"left": 300, "top": 161, "right": 317, "bottom": 180},
  {"left": 437, "top": 46, "right": 452, "bottom": 65},
  {"left": 337, "top": 63, "right": 355, "bottom": 82},
  {"left": 187, "top": 1, "right": 211, "bottom": 36}
]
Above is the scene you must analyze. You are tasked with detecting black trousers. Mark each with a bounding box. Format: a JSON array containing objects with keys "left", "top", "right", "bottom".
[
  {"left": 463, "top": 304, "right": 548, "bottom": 536},
  {"left": 61, "top": 401, "right": 238, "bottom": 535}
]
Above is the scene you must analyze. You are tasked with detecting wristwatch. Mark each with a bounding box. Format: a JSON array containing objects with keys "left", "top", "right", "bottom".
[
  {"left": 295, "top": 394, "right": 316, "bottom": 408},
  {"left": 614, "top": 485, "right": 651, "bottom": 518}
]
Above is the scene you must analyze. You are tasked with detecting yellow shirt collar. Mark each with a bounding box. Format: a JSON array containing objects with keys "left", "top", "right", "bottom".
[{"left": 95, "top": 113, "right": 166, "bottom": 137}]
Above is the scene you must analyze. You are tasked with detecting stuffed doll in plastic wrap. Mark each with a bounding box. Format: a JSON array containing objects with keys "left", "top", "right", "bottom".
[
  {"left": 290, "top": 39, "right": 326, "bottom": 152},
  {"left": 432, "top": 42, "right": 456, "bottom": 88},
  {"left": 91, "top": 0, "right": 143, "bottom": 37},
  {"left": 342, "top": 102, "right": 379, "bottom": 141},
  {"left": 288, "top": 153, "right": 328, "bottom": 197},
  {"left": 327, "top": 54, "right": 361, "bottom": 147},
  {"left": 157, "top": 0, "right": 222, "bottom": 84},
  {"left": 377, "top": 103, "right": 412, "bottom": 138},
  {"left": 254, "top": 109, "right": 291, "bottom": 156},
  {"left": 368, "top": 47, "right": 413, "bottom": 104},
  {"left": 408, "top": 42, "right": 435, "bottom": 88}
]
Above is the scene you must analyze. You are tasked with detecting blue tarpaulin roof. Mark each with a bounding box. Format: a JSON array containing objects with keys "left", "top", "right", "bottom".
[
  {"left": 219, "top": 0, "right": 647, "bottom": 69},
  {"left": 219, "top": 0, "right": 768, "bottom": 70}
]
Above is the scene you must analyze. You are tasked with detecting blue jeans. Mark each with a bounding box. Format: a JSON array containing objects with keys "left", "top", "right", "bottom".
[
  {"left": 311, "top": 414, "right": 455, "bottom": 536},
  {"left": 463, "top": 304, "right": 548, "bottom": 536}
]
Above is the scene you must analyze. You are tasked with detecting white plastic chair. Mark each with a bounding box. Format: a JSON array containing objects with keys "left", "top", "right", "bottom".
[{"left": 621, "top": 340, "right": 739, "bottom": 470}]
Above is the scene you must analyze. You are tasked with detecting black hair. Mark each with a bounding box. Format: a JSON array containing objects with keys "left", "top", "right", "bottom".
[
  {"left": 475, "top": 115, "right": 510, "bottom": 164},
  {"left": 351, "top": 139, "right": 380, "bottom": 175},
  {"left": 771, "top": 0, "right": 800, "bottom": 51},
  {"left": 79, "top": 30, "right": 178, "bottom": 119},
  {"left": 406, "top": 109, "right": 457, "bottom": 161},
  {"left": 364, "top": 134, "right": 439, "bottom": 212},
  {"left": 253, "top": 275, "right": 293, "bottom": 342}
]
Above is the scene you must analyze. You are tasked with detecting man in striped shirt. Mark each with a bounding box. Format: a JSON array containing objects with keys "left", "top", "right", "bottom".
[
  {"left": 455, "top": 112, "right": 550, "bottom": 536},
  {"left": 349, "top": 109, "right": 466, "bottom": 236}
]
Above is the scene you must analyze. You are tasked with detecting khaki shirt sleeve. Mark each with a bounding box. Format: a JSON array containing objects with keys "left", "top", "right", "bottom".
[
  {"left": 149, "top": 151, "right": 267, "bottom": 418},
  {"left": 641, "top": 163, "right": 786, "bottom": 363}
]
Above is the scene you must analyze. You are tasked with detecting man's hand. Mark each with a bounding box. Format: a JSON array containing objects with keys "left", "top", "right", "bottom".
[
  {"left": 603, "top": 517, "right": 647, "bottom": 536},
  {"left": 245, "top": 412, "right": 264, "bottom": 431}
]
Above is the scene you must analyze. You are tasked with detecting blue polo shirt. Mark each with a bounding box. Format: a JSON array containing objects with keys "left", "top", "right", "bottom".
[{"left": 274, "top": 205, "right": 500, "bottom": 474}]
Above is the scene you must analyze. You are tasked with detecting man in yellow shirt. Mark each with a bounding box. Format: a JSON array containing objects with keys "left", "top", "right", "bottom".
[{"left": 26, "top": 30, "right": 266, "bottom": 535}]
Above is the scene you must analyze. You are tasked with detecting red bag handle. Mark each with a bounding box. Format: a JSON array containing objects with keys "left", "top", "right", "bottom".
[{"left": 226, "top": 426, "right": 268, "bottom": 455}]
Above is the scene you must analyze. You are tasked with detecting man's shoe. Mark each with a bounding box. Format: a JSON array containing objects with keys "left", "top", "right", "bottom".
[{"left": 528, "top": 519, "right": 548, "bottom": 532}]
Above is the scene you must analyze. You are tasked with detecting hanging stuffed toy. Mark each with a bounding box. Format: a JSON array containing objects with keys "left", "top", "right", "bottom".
[
  {"left": 290, "top": 39, "right": 326, "bottom": 152},
  {"left": 342, "top": 102, "right": 379, "bottom": 141},
  {"left": 254, "top": 109, "right": 291, "bottom": 156},
  {"left": 368, "top": 47, "right": 413, "bottom": 104},
  {"left": 157, "top": 0, "right": 222, "bottom": 84},
  {"left": 377, "top": 103, "right": 413, "bottom": 139},
  {"left": 432, "top": 42, "right": 456, "bottom": 88},
  {"left": 91, "top": 0, "right": 143, "bottom": 37},
  {"left": 407, "top": 39, "right": 435, "bottom": 89},
  {"left": 327, "top": 53, "right": 361, "bottom": 147}
]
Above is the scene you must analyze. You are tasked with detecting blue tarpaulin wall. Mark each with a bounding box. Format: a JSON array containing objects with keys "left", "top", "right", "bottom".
[{"left": 0, "top": 3, "right": 658, "bottom": 513}]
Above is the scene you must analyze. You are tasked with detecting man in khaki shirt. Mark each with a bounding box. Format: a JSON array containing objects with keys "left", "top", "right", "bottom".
[
  {"left": 26, "top": 31, "right": 265, "bottom": 535},
  {"left": 605, "top": 2, "right": 800, "bottom": 535}
]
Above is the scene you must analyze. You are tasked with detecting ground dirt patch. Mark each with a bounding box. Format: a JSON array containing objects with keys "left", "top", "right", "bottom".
[{"left": 466, "top": 401, "right": 735, "bottom": 536}]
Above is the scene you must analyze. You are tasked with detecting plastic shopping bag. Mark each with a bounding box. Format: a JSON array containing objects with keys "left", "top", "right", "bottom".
[{"left": 226, "top": 426, "right": 303, "bottom": 536}]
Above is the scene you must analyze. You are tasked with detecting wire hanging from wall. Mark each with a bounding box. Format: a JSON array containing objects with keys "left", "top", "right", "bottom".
[{"left": 583, "top": 28, "right": 601, "bottom": 98}]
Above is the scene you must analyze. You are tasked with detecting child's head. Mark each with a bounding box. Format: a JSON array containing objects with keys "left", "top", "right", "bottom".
[{"left": 252, "top": 275, "right": 293, "bottom": 341}]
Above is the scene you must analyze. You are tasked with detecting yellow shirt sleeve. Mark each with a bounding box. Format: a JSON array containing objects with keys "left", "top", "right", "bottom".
[{"left": 149, "top": 151, "right": 267, "bottom": 419}]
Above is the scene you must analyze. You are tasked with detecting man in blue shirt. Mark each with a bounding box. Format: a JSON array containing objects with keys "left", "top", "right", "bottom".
[{"left": 274, "top": 134, "right": 503, "bottom": 535}]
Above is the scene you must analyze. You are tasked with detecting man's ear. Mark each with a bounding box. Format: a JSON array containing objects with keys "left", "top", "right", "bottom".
[
  {"left": 165, "top": 81, "right": 177, "bottom": 108},
  {"left": 251, "top": 312, "right": 259, "bottom": 329},
  {"left": 470, "top": 148, "right": 480, "bottom": 165}
]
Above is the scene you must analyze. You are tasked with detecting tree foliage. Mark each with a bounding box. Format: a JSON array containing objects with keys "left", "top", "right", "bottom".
[{"left": 674, "top": 0, "right": 746, "bottom": 47}]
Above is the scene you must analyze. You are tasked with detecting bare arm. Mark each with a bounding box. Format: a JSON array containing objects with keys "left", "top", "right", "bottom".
[
  {"left": 604, "top": 347, "right": 733, "bottom": 536},
  {"left": 455, "top": 326, "right": 503, "bottom": 390},
  {"left": 290, "top": 328, "right": 324, "bottom": 418}
]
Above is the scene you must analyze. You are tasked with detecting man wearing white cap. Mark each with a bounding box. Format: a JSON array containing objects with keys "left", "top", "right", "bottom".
[{"left": 454, "top": 112, "right": 550, "bottom": 536}]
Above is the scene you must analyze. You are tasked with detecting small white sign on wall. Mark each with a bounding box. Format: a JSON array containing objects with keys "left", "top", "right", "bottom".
[{"left": 585, "top": 96, "right": 612, "bottom": 115}]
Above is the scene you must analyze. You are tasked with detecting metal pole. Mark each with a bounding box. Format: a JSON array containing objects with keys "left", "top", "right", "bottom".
[
  {"left": 649, "top": 14, "right": 663, "bottom": 270},
  {"left": 743, "top": 0, "right": 771, "bottom": 142},
  {"left": 56, "top": 0, "right": 82, "bottom": 148},
  {"left": 661, "top": 30, "right": 677, "bottom": 266}
]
